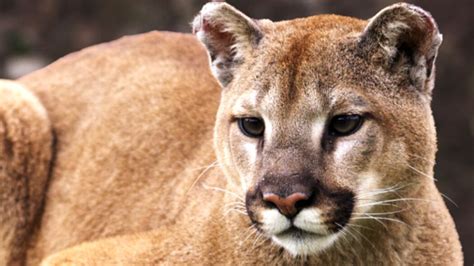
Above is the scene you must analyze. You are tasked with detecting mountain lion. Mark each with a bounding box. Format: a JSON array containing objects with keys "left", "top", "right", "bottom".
[{"left": 0, "top": 2, "right": 462, "bottom": 265}]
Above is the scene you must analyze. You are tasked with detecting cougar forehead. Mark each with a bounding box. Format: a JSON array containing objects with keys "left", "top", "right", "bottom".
[{"left": 232, "top": 19, "right": 367, "bottom": 110}]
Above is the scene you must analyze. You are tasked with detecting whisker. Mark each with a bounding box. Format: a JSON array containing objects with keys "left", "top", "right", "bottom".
[
  {"left": 252, "top": 231, "right": 265, "bottom": 248},
  {"left": 440, "top": 192, "right": 458, "bottom": 207},
  {"left": 224, "top": 206, "right": 247, "bottom": 212},
  {"left": 243, "top": 226, "right": 259, "bottom": 243},
  {"left": 223, "top": 208, "right": 247, "bottom": 217},
  {"left": 353, "top": 208, "right": 409, "bottom": 216},
  {"left": 357, "top": 182, "right": 413, "bottom": 199},
  {"left": 186, "top": 161, "right": 221, "bottom": 172},
  {"left": 344, "top": 225, "right": 380, "bottom": 254},
  {"left": 353, "top": 215, "right": 388, "bottom": 230},
  {"left": 337, "top": 227, "right": 351, "bottom": 251},
  {"left": 356, "top": 202, "right": 399, "bottom": 208},
  {"left": 254, "top": 233, "right": 268, "bottom": 247},
  {"left": 223, "top": 205, "right": 246, "bottom": 212},
  {"left": 406, "top": 163, "right": 438, "bottom": 182},
  {"left": 336, "top": 223, "right": 362, "bottom": 246},
  {"left": 353, "top": 215, "right": 408, "bottom": 227},
  {"left": 224, "top": 201, "right": 246, "bottom": 209},
  {"left": 185, "top": 161, "right": 220, "bottom": 194},
  {"left": 233, "top": 209, "right": 248, "bottom": 215},
  {"left": 357, "top": 197, "right": 434, "bottom": 207},
  {"left": 202, "top": 183, "right": 244, "bottom": 200},
  {"left": 357, "top": 183, "right": 402, "bottom": 193},
  {"left": 345, "top": 222, "right": 376, "bottom": 232}
]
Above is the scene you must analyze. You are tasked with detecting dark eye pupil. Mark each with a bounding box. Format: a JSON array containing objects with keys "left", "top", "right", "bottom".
[
  {"left": 238, "top": 118, "right": 264, "bottom": 137},
  {"left": 329, "top": 115, "right": 363, "bottom": 136}
]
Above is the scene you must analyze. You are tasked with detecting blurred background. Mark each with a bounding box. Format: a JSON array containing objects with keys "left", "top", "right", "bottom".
[{"left": 0, "top": 0, "right": 472, "bottom": 263}]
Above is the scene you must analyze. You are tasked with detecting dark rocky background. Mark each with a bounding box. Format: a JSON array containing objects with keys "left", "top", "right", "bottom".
[{"left": 1, "top": 0, "right": 472, "bottom": 263}]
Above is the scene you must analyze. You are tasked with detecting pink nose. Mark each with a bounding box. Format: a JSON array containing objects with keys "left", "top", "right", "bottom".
[{"left": 262, "top": 192, "right": 310, "bottom": 217}]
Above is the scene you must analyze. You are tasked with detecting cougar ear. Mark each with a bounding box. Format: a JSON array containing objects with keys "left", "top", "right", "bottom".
[
  {"left": 359, "top": 3, "right": 442, "bottom": 94},
  {"left": 193, "top": 2, "right": 263, "bottom": 87}
]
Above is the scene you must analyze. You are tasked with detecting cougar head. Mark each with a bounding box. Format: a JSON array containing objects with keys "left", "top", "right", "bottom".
[{"left": 193, "top": 3, "right": 441, "bottom": 256}]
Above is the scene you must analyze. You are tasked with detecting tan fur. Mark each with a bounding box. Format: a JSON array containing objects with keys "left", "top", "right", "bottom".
[
  {"left": 0, "top": 3, "right": 462, "bottom": 265},
  {"left": 0, "top": 80, "right": 52, "bottom": 265}
]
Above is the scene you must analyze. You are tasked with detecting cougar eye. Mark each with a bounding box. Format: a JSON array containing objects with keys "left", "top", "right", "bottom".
[
  {"left": 238, "top": 117, "right": 265, "bottom": 138},
  {"left": 329, "top": 114, "right": 363, "bottom": 136}
]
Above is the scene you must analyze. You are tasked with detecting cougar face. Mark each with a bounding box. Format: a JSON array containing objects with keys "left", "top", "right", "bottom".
[
  {"left": 216, "top": 41, "right": 385, "bottom": 255},
  {"left": 194, "top": 3, "right": 441, "bottom": 256}
]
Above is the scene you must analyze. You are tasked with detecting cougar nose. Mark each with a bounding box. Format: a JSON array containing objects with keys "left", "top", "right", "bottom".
[{"left": 263, "top": 192, "right": 310, "bottom": 217}]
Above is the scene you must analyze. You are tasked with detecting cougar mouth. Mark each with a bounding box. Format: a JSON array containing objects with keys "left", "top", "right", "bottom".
[
  {"left": 245, "top": 187, "right": 355, "bottom": 256},
  {"left": 270, "top": 222, "right": 342, "bottom": 256},
  {"left": 275, "top": 226, "right": 327, "bottom": 238}
]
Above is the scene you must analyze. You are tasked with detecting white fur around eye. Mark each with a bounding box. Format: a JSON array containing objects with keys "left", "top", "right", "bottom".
[
  {"left": 262, "top": 114, "right": 272, "bottom": 143},
  {"left": 311, "top": 117, "right": 326, "bottom": 144},
  {"left": 239, "top": 141, "right": 257, "bottom": 191},
  {"left": 243, "top": 142, "right": 257, "bottom": 164},
  {"left": 334, "top": 140, "right": 357, "bottom": 162}
]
